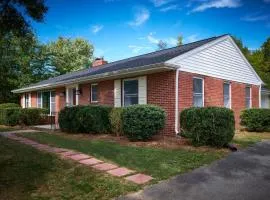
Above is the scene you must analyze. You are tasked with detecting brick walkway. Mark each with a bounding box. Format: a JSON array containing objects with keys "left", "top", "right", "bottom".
[{"left": 0, "top": 130, "right": 153, "bottom": 185}]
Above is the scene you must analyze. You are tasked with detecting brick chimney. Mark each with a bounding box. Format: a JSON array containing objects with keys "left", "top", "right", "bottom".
[{"left": 92, "top": 57, "right": 108, "bottom": 67}]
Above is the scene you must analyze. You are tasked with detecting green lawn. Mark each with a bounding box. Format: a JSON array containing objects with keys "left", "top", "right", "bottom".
[
  {"left": 0, "top": 136, "right": 139, "bottom": 200},
  {"left": 233, "top": 131, "right": 270, "bottom": 148},
  {"left": 16, "top": 132, "right": 226, "bottom": 181}
]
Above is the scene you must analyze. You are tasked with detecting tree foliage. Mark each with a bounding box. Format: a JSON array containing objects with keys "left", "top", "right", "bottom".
[
  {"left": 177, "top": 35, "right": 183, "bottom": 46},
  {"left": 46, "top": 37, "right": 94, "bottom": 74},
  {"left": 0, "top": 0, "right": 47, "bottom": 37}
]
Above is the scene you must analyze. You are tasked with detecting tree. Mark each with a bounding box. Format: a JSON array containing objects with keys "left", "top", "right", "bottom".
[
  {"left": 177, "top": 35, "right": 183, "bottom": 46},
  {"left": 232, "top": 36, "right": 250, "bottom": 58},
  {"left": 157, "top": 40, "right": 167, "bottom": 50},
  {"left": 46, "top": 37, "right": 94, "bottom": 74},
  {"left": 261, "top": 38, "right": 270, "bottom": 72},
  {"left": 0, "top": 0, "right": 47, "bottom": 37}
]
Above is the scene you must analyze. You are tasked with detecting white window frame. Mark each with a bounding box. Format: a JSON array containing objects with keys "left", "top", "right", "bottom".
[
  {"left": 245, "top": 86, "right": 252, "bottom": 108},
  {"left": 122, "top": 78, "right": 139, "bottom": 107},
  {"left": 91, "top": 83, "right": 98, "bottom": 103},
  {"left": 25, "top": 93, "right": 30, "bottom": 108},
  {"left": 193, "top": 77, "right": 204, "bottom": 107},
  {"left": 223, "top": 82, "right": 231, "bottom": 109},
  {"left": 37, "top": 92, "right": 43, "bottom": 108}
]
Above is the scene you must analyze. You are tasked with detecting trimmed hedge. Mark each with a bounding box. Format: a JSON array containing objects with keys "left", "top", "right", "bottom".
[
  {"left": 180, "top": 107, "right": 235, "bottom": 147},
  {"left": 240, "top": 109, "right": 270, "bottom": 132},
  {"left": 58, "top": 105, "right": 112, "bottom": 134},
  {"left": 0, "top": 103, "right": 20, "bottom": 109},
  {"left": 109, "top": 108, "right": 124, "bottom": 136},
  {"left": 122, "top": 105, "right": 166, "bottom": 141},
  {"left": 0, "top": 108, "right": 47, "bottom": 126}
]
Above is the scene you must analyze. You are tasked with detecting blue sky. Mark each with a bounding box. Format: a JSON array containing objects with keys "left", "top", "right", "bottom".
[{"left": 32, "top": 0, "right": 270, "bottom": 62}]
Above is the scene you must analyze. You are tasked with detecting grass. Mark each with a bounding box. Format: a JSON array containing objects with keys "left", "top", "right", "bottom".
[
  {"left": 16, "top": 132, "right": 226, "bottom": 181},
  {"left": 233, "top": 131, "right": 270, "bottom": 148},
  {"left": 0, "top": 136, "right": 139, "bottom": 200},
  {"left": 0, "top": 125, "right": 19, "bottom": 132}
]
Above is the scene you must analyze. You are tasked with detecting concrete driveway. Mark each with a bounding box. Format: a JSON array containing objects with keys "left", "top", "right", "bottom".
[{"left": 118, "top": 141, "right": 270, "bottom": 200}]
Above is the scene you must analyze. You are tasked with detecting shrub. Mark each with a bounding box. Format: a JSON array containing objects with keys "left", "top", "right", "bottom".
[
  {"left": 109, "top": 108, "right": 124, "bottom": 136},
  {"left": 240, "top": 109, "right": 270, "bottom": 132},
  {"left": 180, "top": 107, "right": 235, "bottom": 147},
  {"left": 0, "top": 103, "right": 20, "bottom": 109},
  {"left": 21, "top": 108, "right": 48, "bottom": 126},
  {"left": 122, "top": 105, "right": 166, "bottom": 141},
  {"left": 58, "top": 105, "right": 112, "bottom": 134},
  {"left": 0, "top": 108, "right": 22, "bottom": 126}
]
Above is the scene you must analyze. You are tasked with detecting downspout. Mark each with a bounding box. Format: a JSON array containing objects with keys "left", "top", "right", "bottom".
[{"left": 175, "top": 68, "right": 181, "bottom": 135}]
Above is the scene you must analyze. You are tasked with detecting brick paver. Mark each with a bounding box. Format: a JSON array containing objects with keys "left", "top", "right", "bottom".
[
  {"left": 0, "top": 131, "right": 154, "bottom": 184},
  {"left": 92, "top": 163, "right": 119, "bottom": 171},
  {"left": 79, "top": 158, "right": 103, "bottom": 165},
  {"left": 125, "top": 173, "right": 153, "bottom": 184},
  {"left": 107, "top": 167, "right": 135, "bottom": 177}
]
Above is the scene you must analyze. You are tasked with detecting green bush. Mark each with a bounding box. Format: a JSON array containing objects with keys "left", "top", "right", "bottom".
[
  {"left": 0, "top": 107, "right": 46, "bottom": 126},
  {"left": 21, "top": 108, "right": 48, "bottom": 126},
  {"left": 0, "top": 103, "right": 20, "bottom": 109},
  {"left": 109, "top": 108, "right": 124, "bottom": 136},
  {"left": 122, "top": 105, "right": 166, "bottom": 141},
  {"left": 58, "top": 105, "right": 112, "bottom": 134},
  {"left": 240, "top": 109, "right": 270, "bottom": 132},
  {"left": 0, "top": 108, "right": 22, "bottom": 126},
  {"left": 180, "top": 107, "right": 235, "bottom": 147}
]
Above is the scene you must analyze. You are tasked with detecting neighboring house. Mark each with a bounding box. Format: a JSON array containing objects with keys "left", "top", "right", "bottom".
[
  {"left": 12, "top": 34, "right": 264, "bottom": 135},
  {"left": 261, "top": 86, "right": 270, "bottom": 108}
]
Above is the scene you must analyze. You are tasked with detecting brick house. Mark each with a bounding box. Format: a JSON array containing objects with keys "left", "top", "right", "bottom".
[{"left": 12, "top": 34, "right": 264, "bottom": 135}]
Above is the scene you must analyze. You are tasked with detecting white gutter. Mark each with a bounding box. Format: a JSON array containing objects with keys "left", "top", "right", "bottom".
[
  {"left": 175, "top": 68, "right": 181, "bottom": 135},
  {"left": 259, "top": 84, "right": 262, "bottom": 108},
  {"left": 12, "top": 63, "right": 174, "bottom": 93}
]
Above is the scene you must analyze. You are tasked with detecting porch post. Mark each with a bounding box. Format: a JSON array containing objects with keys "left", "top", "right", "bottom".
[
  {"left": 66, "top": 87, "right": 69, "bottom": 106},
  {"left": 76, "top": 84, "right": 79, "bottom": 105}
]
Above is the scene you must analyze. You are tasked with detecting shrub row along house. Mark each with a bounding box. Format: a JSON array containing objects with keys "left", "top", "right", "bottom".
[{"left": 12, "top": 34, "right": 266, "bottom": 135}]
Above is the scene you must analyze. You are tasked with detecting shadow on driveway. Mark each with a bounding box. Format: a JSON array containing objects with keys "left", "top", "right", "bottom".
[{"left": 118, "top": 141, "right": 270, "bottom": 200}]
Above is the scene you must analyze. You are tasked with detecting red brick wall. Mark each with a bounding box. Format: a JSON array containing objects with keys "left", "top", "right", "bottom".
[
  {"left": 178, "top": 71, "right": 260, "bottom": 129},
  {"left": 79, "top": 81, "right": 114, "bottom": 106},
  {"left": 147, "top": 71, "right": 176, "bottom": 135}
]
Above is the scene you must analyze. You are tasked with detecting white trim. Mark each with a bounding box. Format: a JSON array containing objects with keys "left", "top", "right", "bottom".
[
  {"left": 250, "top": 86, "right": 252, "bottom": 108},
  {"left": 259, "top": 85, "right": 262, "bottom": 108},
  {"left": 193, "top": 77, "right": 204, "bottom": 107},
  {"left": 76, "top": 84, "right": 79, "bottom": 106},
  {"left": 122, "top": 78, "right": 139, "bottom": 107},
  {"left": 66, "top": 87, "right": 69, "bottom": 106},
  {"left": 28, "top": 93, "right": 31, "bottom": 107},
  {"left": 91, "top": 83, "right": 98, "bottom": 103},
  {"left": 114, "top": 80, "right": 122, "bottom": 107},
  {"left": 245, "top": 86, "right": 252, "bottom": 108}
]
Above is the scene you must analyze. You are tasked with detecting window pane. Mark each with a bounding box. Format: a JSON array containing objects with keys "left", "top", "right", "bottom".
[
  {"left": 193, "top": 94, "right": 203, "bottom": 107},
  {"left": 42, "top": 92, "right": 50, "bottom": 109},
  {"left": 193, "top": 78, "right": 203, "bottom": 107},
  {"left": 25, "top": 94, "right": 29, "bottom": 108},
  {"left": 223, "top": 83, "right": 230, "bottom": 108},
  {"left": 50, "top": 91, "right": 56, "bottom": 113},
  {"left": 245, "top": 87, "right": 251, "bottom": 108},
  {"left": 91, "top": 84, "right": 98, "bottom": 102},
  {"left": 193, "top": 78, "right": 203, "bottom": 93},
  {"left": 245, "top": 87, "right": 250, "bottom": 98},
  {"left": 37, "top": 92, "right": 42, "bottom": 108},
  {"left": 124, "top": 80, "right": 138, "bottom": 106}
]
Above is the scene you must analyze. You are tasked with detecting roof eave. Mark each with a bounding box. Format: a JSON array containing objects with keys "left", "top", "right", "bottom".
[{"left": 12, "top": 63, "right": 175, "bottom": 93}]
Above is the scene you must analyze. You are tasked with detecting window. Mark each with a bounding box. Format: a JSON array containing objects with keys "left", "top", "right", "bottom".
[
  {"left": 223, "top": 82, "right": 231, "bottom": 108},
  {"left": 37, "top": 92, "right": 42, "bottom": 108},
  {"left": 193, "top": 78, "right": 204, "bottom": 107},
  {"left": 123, "top": 79, "right": 138, "bottom": 106},
  {"left": 25, "top": 93, "right": 30, "bottom": 108},
  {"left": 245, "top": 86, "right": 252, "bottom": 108},
  {"left": 91, "top": 84, "right": 98, "bottom": 102}
]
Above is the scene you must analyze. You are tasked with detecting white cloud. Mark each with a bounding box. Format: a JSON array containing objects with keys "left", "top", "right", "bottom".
[
  {"left": 150, "top": 0, "right": 172, "bottom": 7},
  {"left": 92, "top": 25, "right": 104, "bottom": 34},
  {"left": 146, "top": 32, "right": 178, "bottom": 46},
  {"left": 128, "top": 45, "right": 153, "bottom": 54},
  {"left": 241, "top": 13, "right": 269, "bottom": 22},
  {"left": 191, "top": 0, "right": 241, "bottom": 13},
  {"left": 147, "top": 32, "right": 159, "bottom": 44},
  {"left": 128, "top": 8, "right": 150, "bottom": 27},
  {"left": 183, "top": 34, "right": 200, "bottom": 43},
  {"left": 160, "top": 4, "right": 180, "bottom": 12}
]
